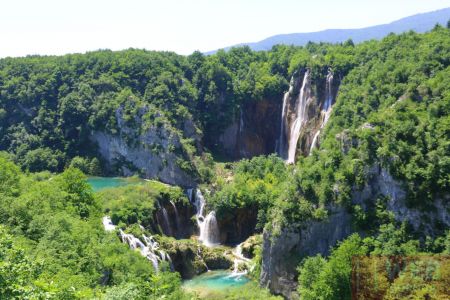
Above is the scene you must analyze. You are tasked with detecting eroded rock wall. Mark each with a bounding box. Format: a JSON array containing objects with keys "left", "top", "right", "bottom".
[
  {"left": 260, "top": 165, "right": 450, "bottom": 299},
  {"left": 91, "top": 105, "right": 199, "bottom": 187}
]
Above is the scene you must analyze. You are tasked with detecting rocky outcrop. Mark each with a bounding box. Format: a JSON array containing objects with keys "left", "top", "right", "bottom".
[
  {"left": 241, "top": 235, "right": 262, "bottom": 258},
  {"left": 260, "top": 165, "right": 450, "bottom": 299},
  {"left": 160, "top": 239, "right": 233, "bottom": 279},
  {"left": 260, "top": 205, "right": 352, "bottom": 299},
  {"left": 353, "top": 165, "right": 450, "bottom": 236},
  {"left": 153, "top": 201, "right": 196, "bottom": 239},
  {"left": 91, "top": 105, "right": 200, "bottom": 187}
]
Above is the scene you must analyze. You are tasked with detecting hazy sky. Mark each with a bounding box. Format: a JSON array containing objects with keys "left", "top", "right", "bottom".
[{"left": 1, "top": 0, "right": 449, "bottom": 57}]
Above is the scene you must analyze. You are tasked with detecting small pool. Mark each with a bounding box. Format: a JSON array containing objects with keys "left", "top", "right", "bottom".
[
  {"left": 87, "top": 177, "right": 143, "bottom": 191},
  {"left": 182, "top": 270, "right": 249, "bottom": 297}
]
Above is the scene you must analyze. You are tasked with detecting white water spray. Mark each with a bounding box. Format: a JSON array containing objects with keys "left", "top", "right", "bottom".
[
  {"left": 102, "top": 216, "right": 116, "bottom": 232},
  {"left": 193, "top": 189, "right": 220, "bottom": 247},
  {"left": 309, "top": 70, "right": 335, "bottom": 155},
  {"left": 287, "top": 70, "right": 311, "bottom": 164},
  {"left": 228, "top": 242, "right": 252, "bottom": 278},
  {"left": 277, "top": 77, "right": 295, "bottom": 158},
  {"left": 116, "top": 227, "right": 171, "bottom": 272}
]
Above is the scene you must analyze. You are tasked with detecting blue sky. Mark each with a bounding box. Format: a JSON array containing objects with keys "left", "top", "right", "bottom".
[{"left": 1, "top": 0, "right": 449, "bottom": 57}]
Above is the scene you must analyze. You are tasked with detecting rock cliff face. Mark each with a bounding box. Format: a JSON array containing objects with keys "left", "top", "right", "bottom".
[
  {"left": 218, "top": 206, "right": 259, "bottom": 244},
  {"left": 260, "top": 205, "right": 353, "bottom": 299},
  {"left": 218, "top": 98, "right": 283, "bottom": 159},
  {"left": 260, "top": 165, "right": 450, "bottom": 299},
  {"left": 90, "top": 105, "right": 199, "bottom": 187},
  {"left": 153, "top": 201, "right": 196, "bottom": 239}
]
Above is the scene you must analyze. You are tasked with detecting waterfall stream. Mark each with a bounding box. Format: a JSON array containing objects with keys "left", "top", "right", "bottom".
[
  {"left": 101, "top": 216, "right": 172, "bottom": 272},
  {"left": 228, "top": 242, "right": 252, "bottom": 278},
  {"left": 308, "top": 70, "right": 335, "bottom": 155},
  {"left": 277, "top": 77, "right": 294, "bottom": 159},
  {"left": 170, "top": 200, "right": 181, "bottom": 237},
  {"left": 192, "top": 189, "right": 220, "bottom": 247},
  {"left": 278, "top": 69, "right": 336, "bottom": 160},
  {"left": 119, "top": 229, "right": 172, "bottom": 271},
  {"left": 102, "top": 216, "right": 116, "bottom": 232},
  {"left": 161, "top": 206, "right": 173, "bottom": 236},
  {"left": 287, "top": 70, "right": 311, "bottom": 164}
]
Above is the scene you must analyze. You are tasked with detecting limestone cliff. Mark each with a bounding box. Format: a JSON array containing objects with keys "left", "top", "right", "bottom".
[
  {"left": 218, "top": 98, "right": 283, "bottom": 159},
  {"left": 260, "top": 165, "right": 450, "bottom": 299},
  {"left": 90, "top": 105, "right": 200, "bottom": 187}
]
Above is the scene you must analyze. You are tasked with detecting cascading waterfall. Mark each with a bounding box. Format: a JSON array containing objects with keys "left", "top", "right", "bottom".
[
  {"left": 277, "top": 77, "right": 294, "bottom": 158},
  {"left": 309, "top": 70, "right": 334, "bottom": 155},
  {"left": 192, "top": 189, "right": 220, "bottom": 247},
  {"left": 287, "top": 70, "right": 311, "bottom": 164},
  {"left": 170, "top": 200, "right": 181, "bottom": 237},
  {"left": 309, "top": 131, "right": 320, "bottom": 154},
  {"left": 161, "top": 206, "right": 173, "bottom": 236},
  {"left": 228, "top": 242, "right": 252, "bottom": 278},
  {"left": 101, "top": 216, "right": 171, "bottom": 272},
  {"left": 119, "top": 229, "right": 172, "bottom": 272},
  {"left": 102, "top": 216, "right": 116, "bottom": 232},
  {"left": 155, "top": 201, "right": 173, "bottom": 237},
  {"left": 187, "top": 188, "right": 194, "bottom": 205},
  {"left": 199, "top": 211, "right": 220, "bottom": 245}
]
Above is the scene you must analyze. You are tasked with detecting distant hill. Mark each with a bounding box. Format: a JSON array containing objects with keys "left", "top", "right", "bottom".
[{"left": 207, "top": 7, "right": 450, "bottom": 53}]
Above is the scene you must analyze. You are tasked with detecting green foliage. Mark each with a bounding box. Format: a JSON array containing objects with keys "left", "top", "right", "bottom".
[
  {"left": 0, "top": 226, "right": 51, "bottom": 299},
  {"left": 101, "top": 180, "right": 187, "bottom": 228},
  {"left": 0, "top": 154, "right": 21, "bottom": 196},
  {"left": 0, "top": 160, "right": 189, "bottom": 299},
  {"left": 69, "top": 156, "right": 101, "bottom": 175},
  {"left": 210, "top": 155, "right": 287, "bottom": 230}
]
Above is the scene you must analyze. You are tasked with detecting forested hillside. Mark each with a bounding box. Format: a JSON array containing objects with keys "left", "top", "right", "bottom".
[{"left": 0, "top": 25, "right": 449, "bottom": 299}]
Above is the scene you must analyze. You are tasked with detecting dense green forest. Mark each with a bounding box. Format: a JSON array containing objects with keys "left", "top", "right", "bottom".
[{"left": 0, "top": 25, "right": 449, "bottom": 299}]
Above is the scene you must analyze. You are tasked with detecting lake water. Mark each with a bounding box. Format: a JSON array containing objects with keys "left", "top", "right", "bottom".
[
  {"left": 182, "top": 270, "right": 250, "bottom": 297},
  {"left": 87, "top": 177, "right": 144, "bottom": 191}
]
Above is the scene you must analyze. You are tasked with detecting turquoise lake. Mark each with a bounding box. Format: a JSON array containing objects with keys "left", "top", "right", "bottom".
[
  {"left": 182, "top": 270, "right": 250, "bottom": 296},
  {"left": 87, "top": 177, "right": 144, "bottom": 191}
]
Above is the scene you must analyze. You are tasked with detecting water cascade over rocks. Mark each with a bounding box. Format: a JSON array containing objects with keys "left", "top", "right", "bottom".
[
  {"left": 101, "top": 216, "right": 172, "bottom": 272},
  {"left": 277, "top": 77, "right": 295, "bottom": 158},
  {"left": 161, "top": 206, "right": 173, "bottom": 236},
  {"left": 170, "top": 200, "right": 181, "bottom": 237},
  {"left": 191, "top": 189, "right": 221, "bottom": 247},
  {"left": 102, "top": 216, "right": 116, "bottom": 232},
  {"left": 119, "top": 229, "right": 172, "bottom": 272},
  {"left": 277, "top": 68, "right": 338, "bottom": 162},
  {"left": 287, "top": 70, "right": 311, "bottom": 163},
  {"left": 309, "top": 69, "right": 335, "bottom": 154},
  {"left": 228, "top": 242, "right": 252, "bottom": 278}
]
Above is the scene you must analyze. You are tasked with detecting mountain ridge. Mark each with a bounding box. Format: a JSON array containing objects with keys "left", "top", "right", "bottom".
[{"left": 207, "top": 7, "right": 450, "bottom": 53}]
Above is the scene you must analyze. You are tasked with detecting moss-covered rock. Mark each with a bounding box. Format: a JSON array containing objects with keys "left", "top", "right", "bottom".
[
  {"left": 241, "top": 235, "right": 262, "bottom": 259},
  {"left": 159, "top": 237, "right": 233, "bottom": 279}
]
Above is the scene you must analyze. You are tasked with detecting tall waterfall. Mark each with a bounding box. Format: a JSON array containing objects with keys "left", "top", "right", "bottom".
[
  {"left": 192, "top": 189, "right": 220, "bottom": 247},
  {"left": 287, "top": 70, "right": 311, "bottom": 164},
  {"left": 277, "top": 77, "right": 294, "bottom": 158},
  {"left": 309, "top": 70, "right": 334, "bottom": 155},
  {"left": 157, "top": 204, "right": 173, "bottom": 237},
  {"left": 170, "top": 200, "right": 181, "bottom": 237}
]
